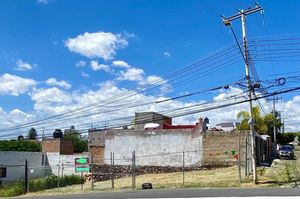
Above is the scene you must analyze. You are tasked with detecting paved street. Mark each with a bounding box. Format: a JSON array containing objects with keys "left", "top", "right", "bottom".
[{"left": 18, "top": 188, "right": 300, "bottom": 199}]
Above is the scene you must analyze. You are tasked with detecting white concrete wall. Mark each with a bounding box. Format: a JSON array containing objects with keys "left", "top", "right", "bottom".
[
  {"left": 104, "top": 130, "right": 203, "bottom": 166},
  {"left": 46, "top": 152, "right": 89, "bottom": 176},
  {"left": 0, "top": 152, "right": 51, "bottom": 184}
]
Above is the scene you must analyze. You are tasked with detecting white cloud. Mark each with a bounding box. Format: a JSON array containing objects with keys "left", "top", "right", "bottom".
[
  {"left": 45, "top": 78, "right": 71, "bottom": 89},
  {"left": 65, "top": 31, "right": 128, "bottom": 61},
  {"left": 30, "top": 87, "right": 73, "bottom": 114},
  {"left": 90, "top": 60, "right": 110, "bottom": 72},
  {"left": 278, "top": 96, "right": 300, "bottom": 132},
  {"left": 112, "top": 60, "right": 130, "bottom": 68},
  {"left": 122, "top": 31, "right": 135, "bottom": 38},
  {"left": 139, "top": 75, "right": 171, "bottom": 94},
  {"left": 117, "top": 67, "right": 145, "bottom": 81},
  {"left": 2, "top": 78, "right": 300, "bottom": 134},
  {"left": 37, "top": 0, "right": 48, "bottom": 4},
  {"left": 110, "top": 61, "right": 170, "bottom": 93},
  {"left": 140, "top": 75, "right": 167, "bottom": 85},
  {"left": 31, "top": 87, "right": 72, "bottom": 104},
  {"left": 163, "top": 51, "right": 171, "bottom": 57},
  {"left": 81, "top": 71, "right": 90, "bottom": 78},
  {"left": 0, "top": 108, "right": 36, "bottom": 137},
  {"left": 0, "top": 73, "right": 37, "bottom": 96},
  {"left": 76, "top": 60, "right": 87, "bottom": 67},
  {"left": 15, "top": 59, "right": 35, "bottom": 71}
]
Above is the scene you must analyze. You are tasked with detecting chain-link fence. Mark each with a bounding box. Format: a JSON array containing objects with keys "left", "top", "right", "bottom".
[
  {"left": 90, "top": 149, "right": 242, "bottom": 189},
  {"left": 87, "top": 132, "right": 275, "bottom": 190},
  {"left": 0, "top": 132, "right": 275, "bottom": 192}
]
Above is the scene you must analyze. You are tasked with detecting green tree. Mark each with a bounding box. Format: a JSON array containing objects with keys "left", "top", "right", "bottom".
[
  {"left": 277, "top": 132, "right": 296, "bottom": 145},
  {"left": 17, "top": 135, "right": 24, "bottom": 140},
  {"left": 64, "top": 126, "right": 87, "bottom": 153},
  {"left": 28, "top": 128, "right": 38, "bottom": 140},
  {"left": 262, "top": 112, "right": 283, "bottom": 141},
  {"left": 237, "top": 106, "right": 267, "bottom": 134},
  {"left": 0, "top": 140, "right": 41, "bottom": 152}
]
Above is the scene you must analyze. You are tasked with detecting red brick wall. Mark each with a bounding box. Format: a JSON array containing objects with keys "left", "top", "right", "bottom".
[
  {"left": 202, "top": 131, "right": 249, "bottom": 166},
  {"left": 60, "top": 139, "right": 74, "bottom": 155},
  {"left": 42, "top": 139, "right": 74, "bottom": 155},
  {"left": 90, "top": 146, "right": 104, "bottom": 164}
]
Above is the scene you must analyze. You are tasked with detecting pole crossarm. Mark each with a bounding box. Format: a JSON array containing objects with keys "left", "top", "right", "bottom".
[{"left": 221, "top": 5, "right": 263, "bottom": 26}]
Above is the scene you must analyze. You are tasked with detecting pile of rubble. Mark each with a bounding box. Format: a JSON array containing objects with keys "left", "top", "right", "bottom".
[{"left": 85, "top": 164, "right": 204, "bottom": 182}]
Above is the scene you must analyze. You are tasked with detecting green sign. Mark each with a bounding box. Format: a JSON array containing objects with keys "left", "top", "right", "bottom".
[
  {"left": 75, "top": 167, "right": 90, "bottom": 172},
  {"left": 75, "top": 158, "right": 88, "bottom": 164},
  {"left": 75, "top": 157, "right": 89, "bottom": 173}
]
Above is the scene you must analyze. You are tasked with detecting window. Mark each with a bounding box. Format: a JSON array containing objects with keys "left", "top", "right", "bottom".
[{"left": 0, "top": 167, "right": 7, "bottom": 178}]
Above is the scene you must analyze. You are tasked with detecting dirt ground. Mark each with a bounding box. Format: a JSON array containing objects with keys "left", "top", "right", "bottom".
[{"left": 26, "top": 146, "right": 300, "bottom": 197}]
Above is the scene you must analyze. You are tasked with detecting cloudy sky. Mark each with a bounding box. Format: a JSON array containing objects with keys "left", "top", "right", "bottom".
[{"left": 0, "top": 0, "right": 300, "bottom": 138}]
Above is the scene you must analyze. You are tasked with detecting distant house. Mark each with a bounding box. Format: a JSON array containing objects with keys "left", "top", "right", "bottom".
[
  {"left": 64, "top": 126, "right": 80, "bottom": 139},
  {"left": 215, "top": 122, "right": 235, "bottom": 131}
]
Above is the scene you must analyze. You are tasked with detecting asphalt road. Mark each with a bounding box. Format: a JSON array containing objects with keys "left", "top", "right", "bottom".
[{"left": 17, "top": 188, "right": 300, "bottom": 199}]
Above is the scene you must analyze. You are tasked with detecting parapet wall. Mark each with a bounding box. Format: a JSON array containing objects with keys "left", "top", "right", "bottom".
[
  {"left": 89, "top": 129, "right": 261, "bottom": 167},
  {"left": 90, "top": 129, "right": 203, "bottom": 167}
]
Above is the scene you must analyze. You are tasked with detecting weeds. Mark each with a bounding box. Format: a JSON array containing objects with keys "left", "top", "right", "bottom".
[{"left": 0, "top": 174, "right": 83, "bottom": 197}]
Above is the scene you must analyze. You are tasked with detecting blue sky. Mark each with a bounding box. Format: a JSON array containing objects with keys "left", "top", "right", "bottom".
[{"left": 0, "top": 0, "right": 300, "bottom": 136}]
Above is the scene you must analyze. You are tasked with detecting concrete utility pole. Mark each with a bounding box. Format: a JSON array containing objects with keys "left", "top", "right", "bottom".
[
  {"left": 267, "top": 97, "right": 281, "bottom": 142},
  {"left": 273, "top": 96, "right": 276, "bottom": 143},
  {"left": 282, "top": 117, "right": 288, "bottom": 133},
  {"left": 222, "top": 4, "right": 263, "bottom": 184},
  {"left": 42, "top": 127, "right": 45, "bottom": 140}
]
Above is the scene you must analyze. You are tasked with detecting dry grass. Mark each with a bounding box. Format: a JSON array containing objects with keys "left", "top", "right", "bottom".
[
  {"left": 261, "top": 145, "right": 300, "bottom": 186},
  {"left": 94, "top": 166, "right": 243, "bottom": 190},
  {"left": 26, "top": 146, "right": 300, "bottom": 196},
  {"left": 28, "top": 165, "right": 258, "bottom": 197}
]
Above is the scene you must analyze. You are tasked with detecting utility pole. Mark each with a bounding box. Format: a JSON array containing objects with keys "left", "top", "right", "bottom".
[
  {"left": 42, "top": 127, "right": 45, "bottom": 141},
  {"left": 282, "top": 117, "right": 288, "bottom": 133},
  {"left": 222, "top": 4, "right": 263, "bottom": 184},
  {"left": 273, "top": 96, "right": 276, "bottom": 143},
  {"left": 267, "top": 97, "right": 281, "bottom": 142}
]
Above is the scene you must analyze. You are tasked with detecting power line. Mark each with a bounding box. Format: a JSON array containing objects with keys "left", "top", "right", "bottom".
[
  {"left": 0, "top": 48, "right": 242, "bottom": 133},
  {"left": 3, "top": 86, "right": 299, "bottom": 141}
]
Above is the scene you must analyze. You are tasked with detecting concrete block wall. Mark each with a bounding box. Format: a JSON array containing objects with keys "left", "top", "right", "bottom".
[
  {"left": 0, "top": 152, "right": 51, "bottom": 184},
  {"left": 102, "top": 129, "right": 203, "bottom": 167}
]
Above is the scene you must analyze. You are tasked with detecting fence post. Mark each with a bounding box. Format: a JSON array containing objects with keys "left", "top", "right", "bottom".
[
  {"left": 81, "top": 172, "right": 83, "bottom": 190},
  {"left": 91, "top": 153, "right": 94, "bottom": 190},
  {"left": 111, "top": 152, "right": 115, "bottom": 189},
  {"left": 245, "top": 137, "right": 248, "bottom": 176},
  {"left": 238, "top": 135, "right": 241, "bottom": 183},
  {"left": 182, "top": 151, "right": 185, "bottom": 186},
  {"left": 0, "top": 164, "right": 2, "bottom": 188},
  {"left": 57, "top": 162, "right": 60, "bottom": 191},
  {"left": 24, "top": 159, "right": 28, "bottom": 193},
  {"left": 132, "top": 151, "right": 136, "bottom": 189},
  {"left": 61, "top": 163, "right": 64, "bottom": 177}
]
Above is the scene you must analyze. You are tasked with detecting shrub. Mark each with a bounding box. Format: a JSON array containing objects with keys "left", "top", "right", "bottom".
[
  {"left": 0, "top": 174, "right": 83, "bottom": 197},
  {"left": 0, "top": 181, "right": 24, "bottom": 197},
  {"left": 277, "top": 132, "right": 296, "bottom": 145},
  {"left": 0, "top": 140, "right": 41, "bottom": 152},
  {"left": 28, "top": 174, "right": 83, "bottom": 192}
]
